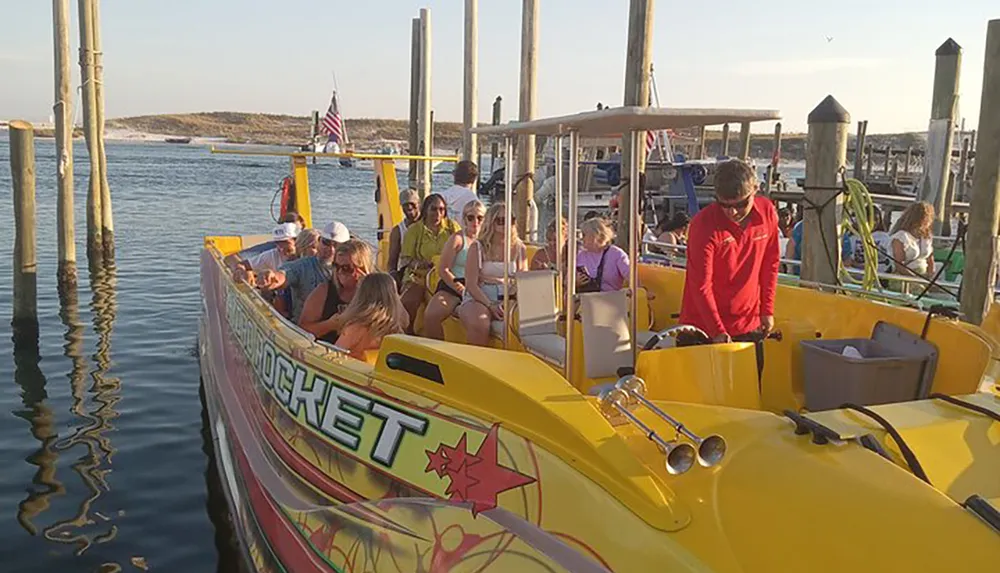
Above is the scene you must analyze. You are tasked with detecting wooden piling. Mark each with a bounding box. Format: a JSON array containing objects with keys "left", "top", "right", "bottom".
[
  {"left": 515, "top": 0, "right": 539, "bottom": 239},
  {"left": 407, "top": 17, "right": 421, "bottom": 187},
  {"left": 462, "top": 0, "right": 478, "bottom": 162},
  {"left": 802, "top": 96, "right": 849, "bottom": 285},
  {"left": 697, "top": 125, "right": 707, "bottom": 159},
  {"left": 941, "top": 172, "right": 957, "bottom": 236},
  {"left": 91, "top": 0, "right": 113, "bottom": 255},
  {"left": 10, "top": 122, "right": 38, "bottom": 329},
  {"left": 416, "top": 9, "right": 432, "bottom": 197},
  {"left": 852, "top": 120, "right": 867, "bottom": 179},
  {"left": 960, "top": 20, "right": 1000, "bottom": 325},
  {"left": 617, "top": 0, "right": 654, "bottom": 248},
  {"left": 904, "top": 146, "right": 912, "bottom": 175},
  {"left": 721, "top": 123, "right": 730, "bottom": 156},
  {"left": 738, "top": 121, "right": 751, "bottom": 161},
  {"left": 489, "top": 96, "right": 501, "bottom": 172},
  {"left": 920, "top": 38, "right": 963, "bottom": 234},
  {"left": 53, "top": 0, "right": 76, "bottom": 285},
  {"left": 883, "top": 145, "right": 892, "bottom": 174},
  {"left": 864, "top": 143, "right": 873, "bottom": 178},
  {"left": 956, "top": 137, "right": 970, "bottom": 202},
  {"left": 78, "top": 0, "right": 102, "bottom": 260}
]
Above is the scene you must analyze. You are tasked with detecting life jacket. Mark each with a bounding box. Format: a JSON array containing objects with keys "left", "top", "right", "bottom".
[{"left": 279, "top": 176, "right": 296, "bottom": 219}]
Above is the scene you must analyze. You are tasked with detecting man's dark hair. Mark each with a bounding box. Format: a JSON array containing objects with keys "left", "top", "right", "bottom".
[
  {"left": 714, "top": 159, "right": 757, "bottom": 200},
  {"left": 454, "top": 161, "right": 479, "bottom": 186}
]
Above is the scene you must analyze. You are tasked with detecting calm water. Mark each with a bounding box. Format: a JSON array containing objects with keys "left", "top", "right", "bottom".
[{"left": 0, "top": 135, "right": 451, "bottom": 572}]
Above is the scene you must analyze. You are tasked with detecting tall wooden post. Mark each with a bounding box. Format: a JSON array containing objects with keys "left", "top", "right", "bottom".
[
  {"left": 883, "top": 145, "right": 892, "bottom": 174},
  {"left": 920, "top": 38, "right": 963, "bottom": 234},
  {"left": 78, "top": 0, "right": 102, "bottom": 260},
  {"left": 960, "top": 20, "right": 1000, "bottom": 325},
  {"left": 407, "top": 17, "right": 421, "bottom": 187},
  {"left": 864, "top": 144, "right": 873, "bottom": 178},
  {"left": 462, "top": 0, "right": 478, "bottom": 162},
  {"left": 489, "top": 96, "right": 502, "bottom": 173},
  {"left": 941, "top": 172, "right": 957, "bottom": 236},
  {"left": 309, "top": 110, "right": 319, "bottom": 164},
  {"left": 721, "top": 123, "right": 730, "bottom": 156},
  {"left": 903, "top": 146, "right": 912, "bottom": 175},
  {"left": 738, "top": 121, "right": 751, "bottom": 161},
  {"left": 956, "top": 137, "right": 970, "bottom": 202},
  {"left": 10, "top": 122, "right": 38, "bottom": 330},
  {"left": 697, "top": 125, "right": 707, "bottom": 159},
  {"left": 617, "top": 0, "right": 654, "bottom": 248},
  {"left": 53, "top": 0, "right": 76, "bottom": 285},
  {"left": 416, "top": 9, "right": 432, "bottom": 197},
  {"left": 852, "top": 120, "right": 867, "bottom": 179},
  {"left": 765, "top": 121, "right": 782, "bottom": 193},
  {"left": 515, "top": 0, "right": 539, "bottom": 238},
  {"left": 802, "top": 96, "right": 849, "bottom": 285},
  {"left": 92, "top": 0, "right": 112, "bottom": 256}
]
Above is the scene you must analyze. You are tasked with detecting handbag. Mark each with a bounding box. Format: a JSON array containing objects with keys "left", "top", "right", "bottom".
[{"left": 576, "top": 247, "right": 609, "bottom": 293}]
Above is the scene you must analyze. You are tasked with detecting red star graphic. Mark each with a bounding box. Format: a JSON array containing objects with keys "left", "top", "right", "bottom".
[
  {"left": 424, "top": 423, "right": 536, "bottom": 515},
  {"left": 424, "top": 445, "right": 450, "bottom": 477}
]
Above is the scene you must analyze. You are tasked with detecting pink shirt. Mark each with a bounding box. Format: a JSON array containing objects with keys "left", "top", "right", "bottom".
[{"left": 576, "top": 245, "right": 630, "bottom": 291}]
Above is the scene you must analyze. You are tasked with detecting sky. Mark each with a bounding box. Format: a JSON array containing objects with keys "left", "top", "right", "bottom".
[{"left": 1, "top": 0, "right": 997, "bottom": 133}]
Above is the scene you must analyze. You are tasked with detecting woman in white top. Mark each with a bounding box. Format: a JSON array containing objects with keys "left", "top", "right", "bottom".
[
  {"left": 458, "top": 203, "right": 527, "bottom": 346},
  {"left": 890, "top": 201, "right": 935, "bottom": 277},
  {"left": 423, "top": 199, "right": 485, "bottom": 340}
]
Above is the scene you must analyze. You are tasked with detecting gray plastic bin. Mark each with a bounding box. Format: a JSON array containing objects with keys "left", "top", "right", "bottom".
[{"left": 800, "top": 321, "right": 938, "bottom": 411}]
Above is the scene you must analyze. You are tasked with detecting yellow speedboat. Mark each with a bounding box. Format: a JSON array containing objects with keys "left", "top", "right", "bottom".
[{"left": 200, "top": 108, "right": 1000, "bottom": 572}]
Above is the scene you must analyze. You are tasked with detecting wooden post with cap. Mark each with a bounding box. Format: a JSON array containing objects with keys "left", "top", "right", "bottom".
[
  {"left": 960, "top": 20, "right": 1000, "bottom": 325},
  {"left": 920, "top": 38, "right": 963, "bottom": 234},
  {"left": 802, "top": 95, "right": 850, "bottom": 285}
]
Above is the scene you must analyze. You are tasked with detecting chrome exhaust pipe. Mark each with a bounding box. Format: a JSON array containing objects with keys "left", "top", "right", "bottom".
[
  {"left": 599, "top": 388, "right": 696, "bottom": 475},
  {"left": 616, "top": 376, "right": 728, "bottom": 468}
]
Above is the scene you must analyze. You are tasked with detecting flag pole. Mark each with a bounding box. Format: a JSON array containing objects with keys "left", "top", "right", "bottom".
[{"left": 332, "top": 71, "right": 350, "bottom": 146}]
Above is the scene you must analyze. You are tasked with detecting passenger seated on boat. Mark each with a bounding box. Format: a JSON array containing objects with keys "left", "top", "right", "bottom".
[
  {"left": 258, "top": 221, "right": 350, "bottom": 321},
  {"left": 387, "top": 188, "right": 421, "bottom": 284},
  {"left": 424, "top": 199, "right": 484, "bottom": 340},
  {"left": 843, "top": 205, "right": 892, "bottom": 273},
  {"left": 278, "top": 210, "right": 305, "bottom": 231},
  {"left": 298, "top": 239, "right": 373, "bottom": 344},
  {"left": 399, "top": 193, "right": 461, "bottom": 334},
  {"left": 576, "top": 218, "right": 630, "bottom": 293},
  {"left": 333, "top": 272, "right": 409, "bottom": 361},
  {"left": 228, "top": 222, "right": 300, "bottom": 284},
  {"left": 653, "top": 212, "right": 689, "bottom": 251},
  {"left": 438, "top": 160, "right": 479, "bottom": 221},
  {"left": 273, "top": 229, "right": 321, "bottom": 318},
  {"left": 679, "top": 159, "right": 778, "bottom": 378},
  {"left": 530, "top": 217, "right": 568, "bottom": 271},
  {"left": 459, "top": 203, "right": 528, "bottom": 346},
  {"left": 890, "top": 201, "right": 935, "bottom": 278}
]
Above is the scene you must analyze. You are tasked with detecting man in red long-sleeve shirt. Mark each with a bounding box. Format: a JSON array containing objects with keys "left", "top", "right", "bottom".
[{"left": 679, "top": 159, "right": 779, "bottom": 376}]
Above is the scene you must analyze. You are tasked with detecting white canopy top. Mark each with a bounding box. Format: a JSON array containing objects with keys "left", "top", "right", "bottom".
[{"left": 472, "top": 105, "right": 781, "bottom": 138}]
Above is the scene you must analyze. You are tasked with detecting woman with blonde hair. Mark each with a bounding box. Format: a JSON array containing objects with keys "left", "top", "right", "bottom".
[
  {"left": 423, "top": 199, "right": 486, "bottom": 340},
  {"left": 334, "top": 273, "right": 410, "bottom": 360},
  {"left": 459, "top": 203, "right": 528, "bottom": 346},
  {"left": 299, "top": 239, "right": 373, "bottom": 344},
  {"left": 576, "top": 217, "right": 630, "bottom": 292},
  {"left": 530, "top": 216, "right": 568, "bottom": 271},
  {"left": 890, "top": 201, "right": 935, "bottom": 277}
]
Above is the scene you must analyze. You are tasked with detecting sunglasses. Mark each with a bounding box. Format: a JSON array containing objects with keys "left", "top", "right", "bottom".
[
  {"left": 429, "top": 206, "right": 447, "bottom": 213},
  {"left": 466, "top": 214, "right": 484, "bottom": 223},
  {"left": 715, "top": 195, "right": 753, "bottom": 211},
  {"left": 321, "top": 238, "right": 342, "bottom": 247},
  {"left": 494, "top": 214, "right": 516, "bottom": 225},
  {"left": 335, "top": 263, "right": 358, "bottom": 274},
  {"left": 403, "top": 203, "right": 419, "bottom": 210}
]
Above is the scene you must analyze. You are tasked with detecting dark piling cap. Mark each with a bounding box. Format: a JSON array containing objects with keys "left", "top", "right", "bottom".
[
  {"left": 936, "top": 38, "right": 961, "bottom": 56},
  {"left": 808, "top": 95, "right": 850, "bottom": 124}
]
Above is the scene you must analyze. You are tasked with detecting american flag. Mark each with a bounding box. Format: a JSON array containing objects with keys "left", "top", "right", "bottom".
[{"left": 320, "top": 91, "right": 344, "bottom": 143}]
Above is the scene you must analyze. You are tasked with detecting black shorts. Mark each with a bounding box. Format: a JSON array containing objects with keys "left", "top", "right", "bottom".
[{"left": 435, "top": 278, "right": 466, "bottom": 299}]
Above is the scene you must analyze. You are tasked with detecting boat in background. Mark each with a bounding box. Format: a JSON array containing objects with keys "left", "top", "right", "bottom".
[{"left": 165, "top": 136, "right": 192, "bottom": 144}]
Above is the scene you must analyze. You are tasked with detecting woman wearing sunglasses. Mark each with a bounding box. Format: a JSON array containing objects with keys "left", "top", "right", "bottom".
[
  {"left": 423, "top": 199, "right": 486, "bottom": 340},
  {"left": 298, "top": 239, "right": 373, "bottom": 344},
  {"left": 399, "top": 193, "right": 462, "bottom": 334},
  {"left": 458, "top": 203, "right": 527, "bottom": 347}
]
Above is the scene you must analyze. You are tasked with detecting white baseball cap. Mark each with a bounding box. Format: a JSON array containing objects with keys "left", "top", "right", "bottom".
[
  {"left": 272, "top": 222, "right": 300, "bottom": 241},
  {"left": 320, "top": 221, "right": 350, "bottom": 243}
]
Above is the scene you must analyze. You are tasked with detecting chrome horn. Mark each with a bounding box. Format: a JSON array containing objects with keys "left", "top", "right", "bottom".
[
  {"left": 616, "top": 376, "right": 728, "bottom": 468},
  {"left": 599, "top": 388, "right": 696, "bottom": 475}
]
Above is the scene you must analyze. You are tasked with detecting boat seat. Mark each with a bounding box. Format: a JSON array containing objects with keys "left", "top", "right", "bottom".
[
  {"left": 516, "top": 270, "right": 566, "bottom": 367},
  {"left": 580, "top": 290, "right": 641, "bottom": 379}
]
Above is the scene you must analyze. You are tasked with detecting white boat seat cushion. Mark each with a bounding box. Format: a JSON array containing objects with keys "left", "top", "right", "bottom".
[
  {"left": 579, "top": 291, "right": 633, "bottom": 379},
  {"left": 515, "top": 270, "right": 559, "bottom": 337},
  {"left": 522, "top": 333, "right": 566, "bottom": 367}
]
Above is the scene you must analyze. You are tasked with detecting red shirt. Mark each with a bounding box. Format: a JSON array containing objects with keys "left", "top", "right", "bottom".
[{"left": 679, "top": 196, "right": 779, "bottom": 338}]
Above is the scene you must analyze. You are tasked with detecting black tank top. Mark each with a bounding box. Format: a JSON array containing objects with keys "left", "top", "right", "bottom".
[{"left": 320, "top": 282, "right": 346, "bottom": 344}]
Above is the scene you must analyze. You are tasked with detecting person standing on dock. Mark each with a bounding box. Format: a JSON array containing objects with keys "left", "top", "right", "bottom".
[
  {"left": 439, "top": 161, "right": 480, "bottom": 221},
  {"left": 679, "top": 160, "right": 779, "bottom": 375}
]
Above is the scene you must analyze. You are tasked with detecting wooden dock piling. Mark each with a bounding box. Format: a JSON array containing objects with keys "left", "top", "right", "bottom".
[
  {"left": 462, "top": 0, "right": 478, "bottom": 162},
  {"left": 852, "top": 120, "right": 867, "bottom": 179},
  {"left": 91, "top": 0, "right": 113, "bottom": 256},
  {"left": 78, "top": 0, "right": 102, "bottom": 260},
  {"left": 921, "top": 38, "right": 963, "bottom": 234},
  {"left": 721, "top": 123, "right": 730, "bottom": 156},
  {"left": 489, "top": 96, "right": 502, "bottom": 172},
  {"left": 10, "top": 121, "right": 38, "bottom": 330},
  {"left": 697, "top": 125, "right": 707, "bottom": 159},
  {"left": 408, "top": 17, "right": 420, "bottom": 186},
  {"left": 864, "top": 143, "right": 873, "bottom": 178},
  {"left": 956, "top": 137, "right": 970, "bottom": 202},
  {"left": 515, "top": 0, "right": 539, "bottom": 239},
  {"left": 960, "top": 20, "right": 1000, "bottom": 325},
  {"left": 617, "top": 0, "right": 654, "bottom": 248},
  {"left": 53, "top": 0, "right": 76, "bottom": 286},
  {"left": 738, "top": 121, "right": 751, "bottom": 161},
  {"left": 802, "top": 96, "right": 849, "bottom": 285},
  {"left": 416, "top": 8, "right": 432, "bottom": 198}
]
